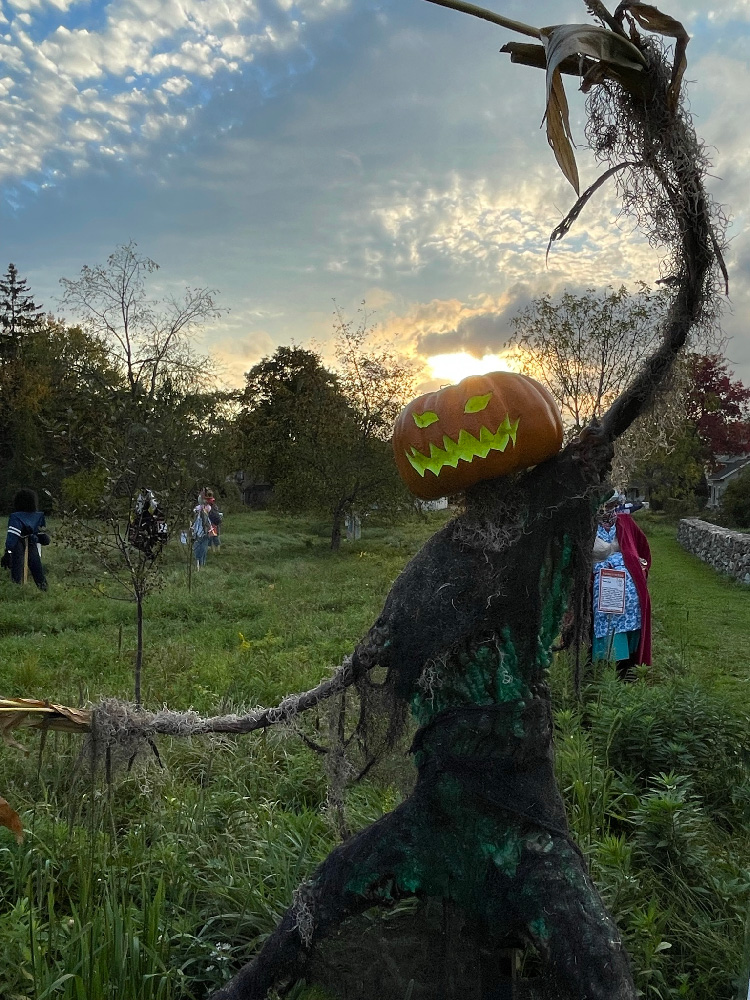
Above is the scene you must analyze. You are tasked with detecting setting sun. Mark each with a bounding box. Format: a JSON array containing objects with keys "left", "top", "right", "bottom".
[{"left": 427, "top": 352, "right": 515, "bottom": 384}]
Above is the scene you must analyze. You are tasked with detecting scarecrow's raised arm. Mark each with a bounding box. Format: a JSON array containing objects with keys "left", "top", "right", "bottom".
[{"left": 428, "top": 0, "right": 726, "bottom": 456}]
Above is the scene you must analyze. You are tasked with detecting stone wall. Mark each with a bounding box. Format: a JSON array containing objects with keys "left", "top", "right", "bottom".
[{"left": 678, "top": 518, "right": 750, "bottom": 585}]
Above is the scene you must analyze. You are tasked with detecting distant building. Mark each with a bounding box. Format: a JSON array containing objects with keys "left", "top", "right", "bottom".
[
  {"left": 623, "top": 484, "right": 646, "bottom": 504},
  {"left": 418, "top": 497, "right": 449, "bottom": 512},
  {"left": 233, "top": 470, "right": 273, "bottom": 509},
  {"left": 706, "top": 455, "right": 750, "bottom": 509}
]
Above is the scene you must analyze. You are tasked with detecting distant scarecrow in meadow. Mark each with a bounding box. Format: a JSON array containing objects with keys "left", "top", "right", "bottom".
[
  {"left": 200, "top": 2, "right": 727, "bottom": 997},
  {"left": 1, "top": 488, "right": 50, "bottom": 590},
  {"left": 127, "top": 488, "right": 169, "bottom": 560}
]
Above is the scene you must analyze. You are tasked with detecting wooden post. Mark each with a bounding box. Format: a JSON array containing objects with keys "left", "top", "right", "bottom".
[{"left": 22, "top": 539, "right": 28, "bottom": 585}]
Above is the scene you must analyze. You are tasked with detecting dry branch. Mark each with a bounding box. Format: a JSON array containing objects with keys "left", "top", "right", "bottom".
[{"left": 422, "top": 0, "right": 540, "bottom": 39}]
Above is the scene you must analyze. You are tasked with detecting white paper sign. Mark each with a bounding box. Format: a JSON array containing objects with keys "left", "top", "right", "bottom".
[{"left": 597, "top": 568, "right": 626, "bottom": 615}]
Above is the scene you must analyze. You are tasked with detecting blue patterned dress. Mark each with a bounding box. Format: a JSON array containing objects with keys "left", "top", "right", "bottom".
[{"left": 592, "top": 523, "right": 641, "bottom": 660}]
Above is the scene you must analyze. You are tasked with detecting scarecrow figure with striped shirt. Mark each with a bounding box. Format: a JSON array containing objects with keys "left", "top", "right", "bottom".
[{"left": 1, "top": 488, "right": 49, "bottom": 590}]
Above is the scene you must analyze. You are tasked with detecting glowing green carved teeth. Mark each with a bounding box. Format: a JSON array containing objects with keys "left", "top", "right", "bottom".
[{"left": 405, "top": 415, "right": 520, "bottom": 478}]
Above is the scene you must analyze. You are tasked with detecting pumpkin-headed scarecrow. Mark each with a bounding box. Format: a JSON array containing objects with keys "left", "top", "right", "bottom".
[
  {"left": 213, "top": 368, "right": 635, "bottom": 999},
  {"left": 210, "top": 2, "right": 726, "bottom": 997}
]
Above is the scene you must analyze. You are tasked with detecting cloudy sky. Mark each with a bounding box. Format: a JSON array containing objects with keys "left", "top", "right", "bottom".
[{"left": 1, "top": 0, "right": 749, "bottom": 391}]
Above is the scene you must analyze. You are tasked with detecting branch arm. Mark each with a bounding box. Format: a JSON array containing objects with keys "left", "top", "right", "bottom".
[
  {"left": 84, "top": 624, "right": 390, "bottom": 745},
  {"left": 422, "top": 0, "right": 541, "bottom": 40}
]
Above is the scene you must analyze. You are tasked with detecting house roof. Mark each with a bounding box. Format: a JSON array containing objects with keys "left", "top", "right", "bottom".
[{"left": 707, "top": 456, "right": 750, "bottom": 482}]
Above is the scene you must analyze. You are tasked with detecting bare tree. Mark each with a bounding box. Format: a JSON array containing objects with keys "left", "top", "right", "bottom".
[
  {"left": 58, "top": 486, "right": 168, "bottom": 708},
  {"left": 57, "top": 245, "right": 227, "bottom": 705},
  {"left": 60, "top": 242, "right": 221, "bottom": 401},
  {"left": 332, "top": 301, "right": 417, "bottom": 442},
  {"left": 508, "top": 285, "right": 667, "bottom": 438}
]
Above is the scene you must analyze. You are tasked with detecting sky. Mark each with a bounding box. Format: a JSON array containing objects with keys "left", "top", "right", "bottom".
[{"left": 1, "top": 0, "right": 750, "bottom": 393}]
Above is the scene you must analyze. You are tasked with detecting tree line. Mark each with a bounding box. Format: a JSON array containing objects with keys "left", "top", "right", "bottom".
[
  {"left": 0, "top": 248, "right": 419, "bottom": 551},
  {"left": 508, "top": 285, "right": 750, "bottom": 519},
  {"left": 3, "top": 250, "right": 749, "bottom": 544}
]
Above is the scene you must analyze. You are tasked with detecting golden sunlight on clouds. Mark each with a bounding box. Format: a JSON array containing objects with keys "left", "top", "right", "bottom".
[{"left": 427, "top": 352, "right": 515, "bottom": 383}]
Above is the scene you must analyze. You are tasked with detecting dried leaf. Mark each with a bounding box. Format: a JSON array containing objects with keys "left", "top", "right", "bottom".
[
  {"left": 0, "top": 696, "right": 92, "bottom": 738},
  {"left": 0, "top": 796, "right": 24, "bottom": 844},
  {"left": 49, "top": 704, "right": 92, "bottom": 730},
  {"left": 544, "top": 68, "right": 580, "bottom": 194},
  {"left": 615, "top": 3, "right": 689, "bottom": 110},
  {"left": 0, "top": 713, "right": 30, "bottom": 751},
  {"left": 547, "top": 160, "right": 642, "bottom": 256},
  {"left": 541, "top": 23, "right": 646, "bottom": 92},
  {"left": 580, "top": 60, "right": 611, "bottom": 93},
  {"left": 616, "top": 2, "right": 685, "bottom": 38},
  {"left": 1, "top": 696, "right": 53, "bottom": 710},
  {"left": 539, "top": 24, "right": 646, "bottom": 191}
]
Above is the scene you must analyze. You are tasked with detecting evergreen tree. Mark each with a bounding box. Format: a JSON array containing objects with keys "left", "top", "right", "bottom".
[
  {"left": 0, "top": 263, "right": 44, "bottom": 361},
  {"left": 0, "top": 265, "right": 47, "bottom": 503}
]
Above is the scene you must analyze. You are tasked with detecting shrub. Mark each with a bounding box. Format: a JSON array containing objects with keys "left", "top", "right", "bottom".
[
  {"left": 720, "top": 466, "right": 750, "bottom": 529},
  {"left": 60, "top": 466, "right": 109, "bottom": 514},
  {"left": 554, "top": 670, "right": 750, "bottom": 1000}
]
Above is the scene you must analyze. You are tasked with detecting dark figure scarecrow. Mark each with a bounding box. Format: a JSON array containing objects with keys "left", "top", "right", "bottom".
[
  {"left": 210, "top": 2, "right": 727, "bottom": 998},
  {"left": 1, "top": 488, "right": 50, "bottom": 590},
  {"left": 127, "top": 488, "right": 168, "bottom": 559}
]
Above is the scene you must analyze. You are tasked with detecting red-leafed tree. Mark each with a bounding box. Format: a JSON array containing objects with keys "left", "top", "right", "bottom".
[{"left": 687, "top": 354, "right": 750, "bottom": 462}]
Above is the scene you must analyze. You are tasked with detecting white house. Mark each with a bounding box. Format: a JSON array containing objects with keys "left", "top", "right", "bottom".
[{"left": 706, "top": 455, "right": 750, "bottom": 508}]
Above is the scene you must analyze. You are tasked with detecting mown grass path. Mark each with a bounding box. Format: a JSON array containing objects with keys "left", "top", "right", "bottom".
[{"left": 641, "top": 515, "right": 749, "bottom": 692}]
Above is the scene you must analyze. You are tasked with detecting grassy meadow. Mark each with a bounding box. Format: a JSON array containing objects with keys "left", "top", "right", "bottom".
[{"left": 0, "top": 509, "right": 749, "bottom": 1000}]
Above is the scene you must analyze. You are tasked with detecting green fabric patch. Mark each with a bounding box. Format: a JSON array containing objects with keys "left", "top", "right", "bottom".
[
  {"left": 410, "top": 638, "right": 531, "bottom": 728},
  {"left": 529, "top": 916, "right": 551, "bottom": 941}
]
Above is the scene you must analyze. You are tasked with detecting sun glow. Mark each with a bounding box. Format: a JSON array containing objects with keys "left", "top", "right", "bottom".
[{"left": 427, "top": 352, "right": 515, "bottom": 383}]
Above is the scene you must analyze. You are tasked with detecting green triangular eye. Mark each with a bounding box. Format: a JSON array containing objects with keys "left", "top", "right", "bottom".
[
  {"left": 464, "top": 392, "right": 493, "bottom": 413},
  {"left": 413, "top": 411, "right": 439, "bottom": 428}
]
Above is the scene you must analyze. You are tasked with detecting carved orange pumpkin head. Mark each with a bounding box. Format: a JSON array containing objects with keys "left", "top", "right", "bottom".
[{"left": 392, "top": 371, "right": 563, "bottom": 500}]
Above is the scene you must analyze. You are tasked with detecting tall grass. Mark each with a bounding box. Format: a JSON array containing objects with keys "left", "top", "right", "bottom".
[
  {"left": 0, "top": 511, "right": 435, "bottom": 999},
  {"left": 551, "top": 659, "right": 750, "bottom": 1000}
]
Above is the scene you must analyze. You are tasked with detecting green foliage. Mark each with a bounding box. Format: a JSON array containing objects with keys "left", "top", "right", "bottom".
[
  {"left": 239, "top": 330, "right": 415, "bottom": 550},
  {"left": 60, "top": 467, "right": 110, "bottom": 515},
  {"left": 509, "top": 284, "right": 667, "bottom": 436},
  {"left": 0, "top": 253, "right": 236, "bottom": 513},
  {"left": 586, "top": 675, "right": 750, "bottom": 829},
  {"left": 630, "top": 422, "right": 706, "bottom": 511},
  {"left": 553, "top": 665, "right": 750, "bottom": 1000},
  {"left": 720, "top": 466, "right": 750, "bottom": 529}
]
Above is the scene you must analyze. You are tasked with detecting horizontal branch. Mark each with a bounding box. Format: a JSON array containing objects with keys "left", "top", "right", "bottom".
[
  {"left": 1, "top": 649, "right": 371, "bottom": 750},
  {"left": 422, "top": 0, "right": 541, "bottom": 40},
  {"left": 500, "top": 42, "right": 585, "bottom": 75}
]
